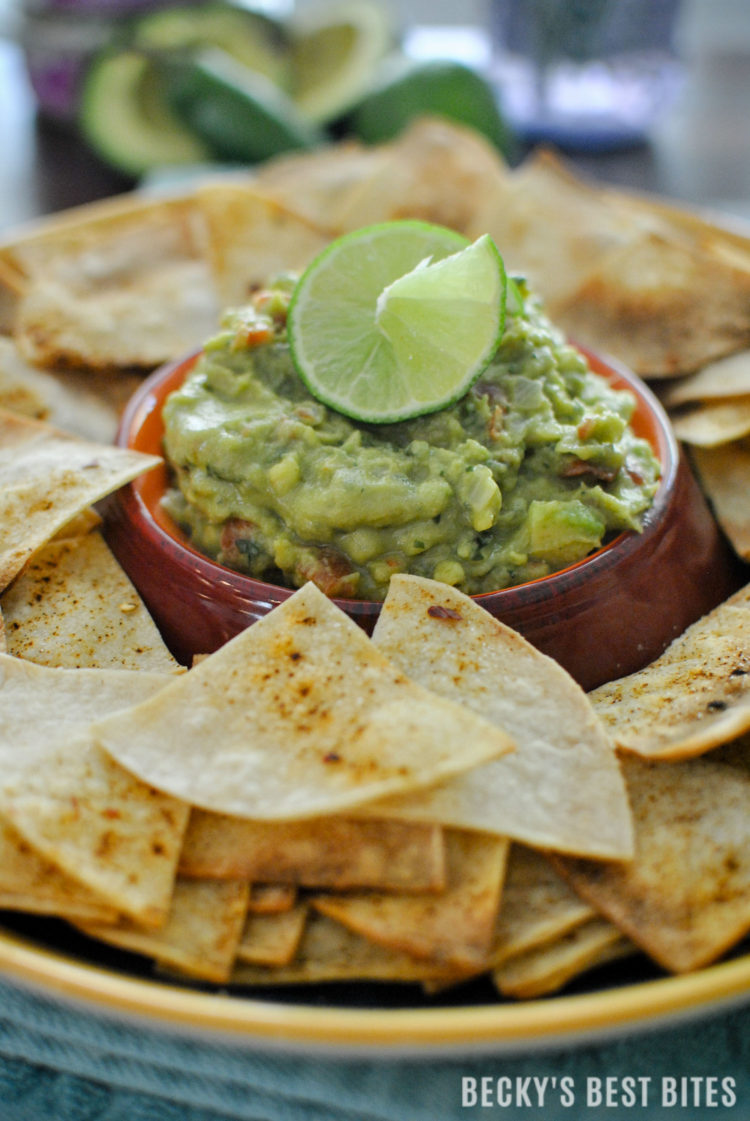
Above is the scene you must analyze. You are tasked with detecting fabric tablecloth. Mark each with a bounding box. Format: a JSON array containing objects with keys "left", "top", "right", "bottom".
[{"left": 0, "top": 978, "right": 749, "bottom": 1121}]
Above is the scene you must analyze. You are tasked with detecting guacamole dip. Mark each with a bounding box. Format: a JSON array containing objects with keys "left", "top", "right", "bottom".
[{"left": 162, "top": 276, "right": 660, "bottom": 599}]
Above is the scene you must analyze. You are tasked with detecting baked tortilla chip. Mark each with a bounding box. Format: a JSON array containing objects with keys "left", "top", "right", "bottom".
[
  {"left": 196, "top": 184, "right": 331, "bottom": 306},
  {"left": 336, "top": 117, "right": 511, "bottom": 236},
  {"left": 0, "top": 337, "right": 142, "bottom": 442},
  {"left": 93, "top": 582, "right": 515, "bottom": 820},
  {"left": 237, "top": 902, "right": 309, "bottom": 967},
  {"left": 7, "top": 196, "right": 218, "bottom": 370},
  {"left": 590, "top": 582, "right": 750, "bottom": 760},
  {"left": 660, "top": 349, "right": 750, "bottom": 408},
  {"left": 0, "top": 409, "right": 160, "bottom": 592},
  {"left": 78, "top": 879, "right": 250, "bottom": 983},
  {"left": 1, "top": 531, "right": 181, "bottom": 671},
  {"left": 671, "top": 395, "right": 750, "bottom": 447},
  {"left": 0, "top": 656, "right": 186, "bottom": 925},
  {"left": 467, "top": 147, "right": 645, "bottom": 309},
  {"left": 179, "top": 810, "right": 446, "bottom": 892},
  {"left": 247, "top": 884, "right": 297, "bottom": 914},
  {"left": 493, "top": 917, "right": 633, "bottom": 999},
  {"left": 368, "top": 575, "right": 633, "bottom": 859},
  {"left": 555, "top": 229, "right": 750, "bottom": 377},
  {"left": 0, "top": 819, "right": 118, "bottom": 923},
  {"left": 231, "top": 910, "right": 458, "bottom": 986},
  {"left": 254, "top": 140, "right": 388, "bottom": 230},
  {"left": 555, "top": 744, "right": 750, "bottom": 973},
  {"left": 690, "top": 440, "right": 750, "bottom": 560},
  {"left": 312, "top": 830, "right": 509, "bottom": 970},
  {"left": 490, "top": 845, "right": 595, "bottom": 968}
]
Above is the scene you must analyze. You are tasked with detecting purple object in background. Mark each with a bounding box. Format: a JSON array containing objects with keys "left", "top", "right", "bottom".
[{"left": 19, "top": 0, "right": 172, "bottom": 119}]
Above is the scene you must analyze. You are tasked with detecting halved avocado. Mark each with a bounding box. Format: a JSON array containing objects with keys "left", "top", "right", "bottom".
[
  {"left": 78, "top": 50, "right": 210, "bottom": 178},
  {"left": 131, "top": 3, "right": 291, "bottom": 89}
]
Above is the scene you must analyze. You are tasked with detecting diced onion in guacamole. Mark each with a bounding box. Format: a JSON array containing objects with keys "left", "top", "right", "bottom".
[{"left": 161, "top": 277, "right": 660, "bottom": 599}]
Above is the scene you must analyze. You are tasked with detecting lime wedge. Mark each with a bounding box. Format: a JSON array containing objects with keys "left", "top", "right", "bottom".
[{"left": 288, "top": 222, "right": 506, "bottom": 424}]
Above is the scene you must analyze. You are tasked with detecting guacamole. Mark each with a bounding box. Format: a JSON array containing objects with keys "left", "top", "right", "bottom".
[{"left": 161, "top": 277, "right": 660, "bottom": 599}]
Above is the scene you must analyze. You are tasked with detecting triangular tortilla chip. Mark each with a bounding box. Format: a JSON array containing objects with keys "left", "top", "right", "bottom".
[
  {"left": 555, "top": 743, "right": 750, "bottom": 972},
  {"left": 1, "top": 531, "right": 180, "bottom": 671},
  {"left": 690, "top": 440, "right": 750, "bottom": 560},
  {"left": 366, "top": 575, "right": 633, "bottom": 859},
  {"left": 336, "top": 117, "right": 511, "bottom": 236},
  {"left": 0, "top": 655, "right": 185, "bottom": 924},
  {"left": 671, "top": 396, "right": 750, "bottom": 447},
  {"left": 7, "top": 196, "right": 218, "bottom": 370},
  {"left": 93, "top": 582, "right": 515, "bottom": 820},
  {"left": 254, "top": 140, "right": 387, "bottom": 231},
  {"left": 78, "top": 879, "right": 250, "bottom": 983},
  {"left": 493, "top": 917, "right": 633, "bottom": 999},
  {"left": 237, "top": 902, "right": 309, "bottom": 967},
  {"left": 490, "top": 845, "right": 595, "bottom": 968},
  {"left": 590, "top": 582, "right": 750, "bottom": 760},
  {"left": 555, "top": 229, "right": 750, "bottom": 377},
  {"left": 230, "top": 910, "right": 458, "bottom": 986},
  {"left": 0, "top": 409, "right": 160, "bottom": 592},
  {"left": 196, "top": 184, "right": 331, "bottom": 306},
  {"left": 247, "top": 884, "right": 297, "bottom": 914},
  {"left": 0, "top": 819, "right": 118, "bottom": 923},
  {"left": 179, "top": 810, "right": 446, "bottom": 892},
  {"left": 313, "top": 830, "right": 509, "bottom": 970},
  {"left": 467, "top": 146, "right": 646, "bottom": 308},
  {"left": 660, "top": 350, "right": 750, "bottom": 408}
]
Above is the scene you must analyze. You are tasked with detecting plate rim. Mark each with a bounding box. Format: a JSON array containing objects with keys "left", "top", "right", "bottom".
[{"left": 2, "top": 923, "right": 750, "bottom": 1056}]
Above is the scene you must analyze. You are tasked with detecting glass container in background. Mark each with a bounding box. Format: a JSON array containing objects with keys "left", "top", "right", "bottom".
[{"left": 490, "top": 0, "right": 684, "bottom": 151}]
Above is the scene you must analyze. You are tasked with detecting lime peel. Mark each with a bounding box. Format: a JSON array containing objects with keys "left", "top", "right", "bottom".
[{"left": 288, "top": 222, "right": 507, "bottom": 425}]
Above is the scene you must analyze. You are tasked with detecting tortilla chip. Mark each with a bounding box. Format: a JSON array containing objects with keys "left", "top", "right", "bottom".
[
  {"left": 555, "top": 229, "right": 750, "bottom": 378},
  {"left": 0, "top": 409, "right": 160, "bottom": 592},
  {"left": 230, "top": 910, "right": 459, "bottom": 986},
  {"left": 78, "top": 879, "right": 250, "bottom": 983},
  {"left": 493, "top": 918, "right": 634, "bottom": 999},
  {"left": 691, "top": 440, "right": 750, "bottom": 560},
  {"left": 2, "top": 733, "right": 188, "bottom": 928},
  {"left": 1, "top": 531, "right": 181, "bottom": 671},
  {"left": 254, "top": 140, "right": 388, "bottom": 231},
  {"left": 313, "top": 830, "right": 509, "bottom": 970},
  {"left": 93, "top": 582, "right": 515, "bottom": 820},
  {"left": 53, "top": 508, "right": 102, "bottom": 539},
  {"left": 248, "top": 884, "right": 297, "bottom": 914},
  {"left": 367, "top": 575, "right": 633, "bottom": 859},
  {"left": 0, "top": 337, "right": 141, "bottom": 442},
  {"left": 196, "top": 184, "right": 331, "bottom": 307},
  {"left": 179, "top": 810, "right": 446, "bottom": 892},
  {"left": 590, "top": 582, "right": 750, "bottom": 760},
  {"left": 237, "top": 902, "right": 309, "bottom": 967},
  {"left": 670, "top": 396, "right": 750, "bottom": 447},
  {"left": 0, "top": 655, "right": 186, "bottom": 924},
  {"left": 7, "top": 196, "right": 218, "bottom": 370},
  {"left": 555, "top": 743, "right": 750, "bottom": 972},
  {"left": 660, "top": 350, "right": 750, "bottom": 408},
  {"left": 0, "top": 819, "right": 119, "bottom": 923},
  {"left": 490, "top": 845, "right": 595, "bottom": 968},
  {"left": 336, "top": 117, "right": 511, "bottom": 236},
  {"left": 467, "top": 147, "right": 645, "bottom": 308}
]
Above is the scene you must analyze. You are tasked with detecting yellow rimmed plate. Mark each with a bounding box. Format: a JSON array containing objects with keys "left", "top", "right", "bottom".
[{"left": 1, "top": 917, "right": 750, "bottom": 1056}]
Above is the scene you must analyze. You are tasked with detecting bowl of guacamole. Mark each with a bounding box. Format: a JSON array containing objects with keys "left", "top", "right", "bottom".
[{"left": 105, "top": 275, "right": 740, "bottom": 688}]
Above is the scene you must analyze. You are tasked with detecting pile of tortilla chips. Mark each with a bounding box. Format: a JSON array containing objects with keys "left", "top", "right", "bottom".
[{"left": 2, "top": 116, "right": 750, "bottom": 1000}]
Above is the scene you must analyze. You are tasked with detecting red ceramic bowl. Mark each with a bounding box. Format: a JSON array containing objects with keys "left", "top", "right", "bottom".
[{"left": 103, "top": 348, "right": 744, "bottom": 689}]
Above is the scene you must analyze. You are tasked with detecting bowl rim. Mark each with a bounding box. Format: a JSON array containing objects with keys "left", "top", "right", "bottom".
[{"left": 115, "top": 344, "right": 679, "bottom": 613}]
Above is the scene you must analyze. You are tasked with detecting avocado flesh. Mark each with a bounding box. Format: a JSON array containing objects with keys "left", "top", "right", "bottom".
[{"left": 79, "top": 51, "right": 210, "bottom": 177}]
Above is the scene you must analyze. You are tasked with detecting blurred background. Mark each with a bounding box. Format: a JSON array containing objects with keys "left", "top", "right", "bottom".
[{"left": 1, "top": 0, "right": 749, "bottom": 233}]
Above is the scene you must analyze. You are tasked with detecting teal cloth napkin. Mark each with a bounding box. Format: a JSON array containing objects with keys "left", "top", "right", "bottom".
[{"left": 1, "top": 978, "right": 750, "bottom": 1120}]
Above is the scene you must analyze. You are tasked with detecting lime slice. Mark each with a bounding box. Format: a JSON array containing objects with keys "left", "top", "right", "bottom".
[
  {"left": 288, "top": 222, "right": 506, "bottom": 424},
  {"left": 289, "top": 0, "right": 393, "bottom": 124}
]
